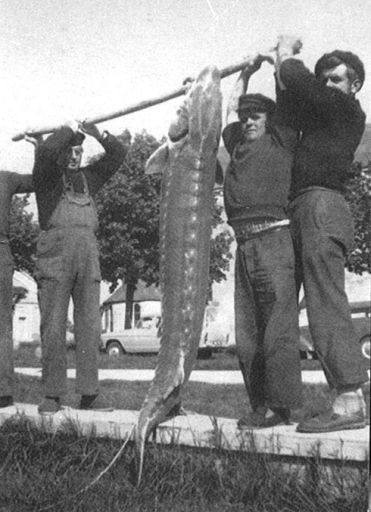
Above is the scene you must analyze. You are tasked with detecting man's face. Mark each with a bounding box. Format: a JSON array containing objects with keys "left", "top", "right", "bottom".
[
  {"left": 66, "top": 145, "right": 83, "bottom": 171},
  {"left": 320, "top": 63, "right": 360, "bottom": 95},
  {"left": 238, "top": 110, "right": 267, "bottom": 142}
]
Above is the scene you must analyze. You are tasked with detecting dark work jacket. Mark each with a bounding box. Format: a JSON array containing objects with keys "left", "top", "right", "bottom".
[
  {"left": 0, "top": 172, "right": 33, "bottom": 239},
  {"left": 279, "top": 59, "right": 366, "bottom": 198},
  {"left": 222, "top": 89, "right": 298, "bottom": 225},
  {"left": 33, "top": 127, "right": 127, "bottom": 230}
]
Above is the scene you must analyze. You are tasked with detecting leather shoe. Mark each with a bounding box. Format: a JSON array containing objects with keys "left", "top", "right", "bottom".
[
  {"left": 79, "top": 394, "right": 114, "bottom": 412},
  {"left": 0, "top": 396, "right": 13, "bottom": 408},
  {"left": 38, "top": 397, "right": 61, "bottom": 415},
  {"left": 237, "top": 408, "right": 291, "bottom": 429},
  {"left": 296, "top": 409, "right": 366, "bottom": 433},
  {"left": 165, "top": 402, "right": 196, "bottom": 419}
]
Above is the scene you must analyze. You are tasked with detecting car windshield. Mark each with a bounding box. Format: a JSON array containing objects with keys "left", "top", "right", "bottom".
[{"left": 135, "top": 317, "right": 160, "bottom": 329}]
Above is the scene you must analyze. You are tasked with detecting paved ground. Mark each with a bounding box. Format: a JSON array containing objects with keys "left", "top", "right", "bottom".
[
  {"left": 0, "top": 403, "right": 368, "bottom": 465},
  {"left": 14, "top": 367, "right": 343, "bottom": 384}
]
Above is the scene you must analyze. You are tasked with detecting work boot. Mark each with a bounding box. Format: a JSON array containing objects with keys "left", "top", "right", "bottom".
[
  {"left": 0, "top": 396, "right": 13, "bottom": 408},
  {"left": 296, "top": 409, "right": 366, "bottom": 433},
  {"left": 237, "top": 407, "right": 291, "bottom": 429},
  {"left": 79, "top": 394, "right": 114, "bottom": 412},
  {"left": 165, "top": 402, "right": 196, "bottom": 420},
  {"left": 38, "top": 397, "right": 61, "bottom": 415}
]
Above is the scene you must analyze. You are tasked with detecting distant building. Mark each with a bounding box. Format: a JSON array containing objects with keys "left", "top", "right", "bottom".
[
  {"left": 12, "top": 271, "right": 40, "bottom": 347},
  {"left": 101, "top": 280, "right": 161, "bottom": 332}
]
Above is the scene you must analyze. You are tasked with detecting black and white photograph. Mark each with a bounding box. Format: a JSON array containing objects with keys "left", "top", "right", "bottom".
[{"left": 0, "top": 1, "right": 369, "bottom": 510}]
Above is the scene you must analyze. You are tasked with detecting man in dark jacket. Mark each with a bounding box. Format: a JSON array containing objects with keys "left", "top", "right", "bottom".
[
  {"left": 0, "top": 171, "right": 33, "bottom": 408},
  {"left": 223, "top": 55, "right": 302, "bottom": 428},
  {"left": 32, "top": 122, "right": 127, "bottom": 414},
  {"left": 275, "top": 36, "right": 368, "bottom": 432}
]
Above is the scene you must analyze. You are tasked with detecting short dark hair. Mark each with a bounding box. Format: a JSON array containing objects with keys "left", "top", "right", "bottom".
[{"left": 314, "top": 50, "right": 365, "bottom": 89}]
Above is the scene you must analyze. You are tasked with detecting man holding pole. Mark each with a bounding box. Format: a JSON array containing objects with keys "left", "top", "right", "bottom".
[
  {"left": 31, "top": 122, "right": 127, "bottom": 414},
  {"left": 274, "top": 36, "right": 368, "bottom": 432},
  {"left": 223, "top": 54, "right": 303, "bottom": 428},
  {"left": 0, "top": 171, "right": 33, "bottom": 408}
]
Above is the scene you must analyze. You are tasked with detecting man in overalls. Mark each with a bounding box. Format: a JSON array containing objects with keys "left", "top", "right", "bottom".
[
  {"left": 0, "top": 171, "right": 33, "bottom": 408},
  {"left": 32, "top": 123, "right": 127, "bottom": 414}
]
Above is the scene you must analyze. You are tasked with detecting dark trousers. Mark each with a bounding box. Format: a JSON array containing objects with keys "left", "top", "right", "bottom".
[
  {"left": 289, "top": 189, "right": 368, "bottom": 389},
  {"left": 35, "top": 227, "right": 101, "bottom": 397},
  {"left": 0, "top": 244, "right": 14, "bottom": 397},
  {"left": 234, "top": 228, "right": 303, "bottom": 411}
]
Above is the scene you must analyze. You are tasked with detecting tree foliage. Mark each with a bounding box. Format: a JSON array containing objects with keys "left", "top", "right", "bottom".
[
  {"left": 209, "top": 190, "right": 233, "bottom": 287},
  {"left": 95, "top": 130, "right": 163, "bottom": 290},
  {"left": 344, "top": 162, "right": 371, "bottom": 274},
  {"left": 8, "top": 194, "right": 40, "bottom": 275},
  {"left": 95, "top": 130, "right": 233, "bottom": 325}
]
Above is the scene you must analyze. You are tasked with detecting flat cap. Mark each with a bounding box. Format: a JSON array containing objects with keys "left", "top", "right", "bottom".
[
  {"left": 237, "top": 93, "right": 276, "bottom": 115},
  {"left": 70, "top": 131, "right": 86, "bottom": 146}
]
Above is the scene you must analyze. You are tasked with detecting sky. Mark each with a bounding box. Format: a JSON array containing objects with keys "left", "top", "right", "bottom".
[{"left": 1, "top": 0, "right": 370, "bottom": 174}]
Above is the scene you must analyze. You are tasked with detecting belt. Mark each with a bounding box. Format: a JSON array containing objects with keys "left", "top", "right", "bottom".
[
  {"left": 232, "top": 219, "right": 290, "bottom": 242},
  {"left": 290, "top": 186, "right": 343, "bottom": 202}
]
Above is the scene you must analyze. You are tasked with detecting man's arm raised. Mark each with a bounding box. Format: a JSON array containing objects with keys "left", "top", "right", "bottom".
[{"left": 226, "top": 54, "right": 273, "bottom": 124}]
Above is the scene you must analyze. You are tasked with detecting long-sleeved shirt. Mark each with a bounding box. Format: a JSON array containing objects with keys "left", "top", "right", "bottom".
[
  {"left": 33, "top": 127, "right": 127, "bottom": 230},
  {"left": 0, "top": 171, "right": 33, "bottom": 240},
  {"left": 279, "top": 58, "right": 366, "bottom": 198},
  {"left": 222, "top": 90, "right": 298, "bottom": 225}
]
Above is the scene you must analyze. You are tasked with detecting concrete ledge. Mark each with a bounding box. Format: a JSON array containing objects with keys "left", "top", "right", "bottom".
[
  {"left": 17, "top": 367, "right": 370, "bottom": 385},
  {"left": 0, "top": 403, "right": 368, "bottom": 466}
]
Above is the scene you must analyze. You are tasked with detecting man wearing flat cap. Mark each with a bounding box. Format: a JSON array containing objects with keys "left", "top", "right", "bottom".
[
  {"left": 274, "top": 37, "right": 368, "bottom": 433},
  {"left": 222, "top": 54, "right": 302, "bottom": 429},
  {"left": 31, "top": 123, "right": 127, "bottom": 414}
]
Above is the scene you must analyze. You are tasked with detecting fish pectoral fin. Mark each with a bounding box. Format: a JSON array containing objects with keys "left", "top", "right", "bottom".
[
  {"left": 163, "top": 383, "right": 181, "bottom": 405},
  {"left": 145, "top": 143, "right": 169, "bottom": 175}
]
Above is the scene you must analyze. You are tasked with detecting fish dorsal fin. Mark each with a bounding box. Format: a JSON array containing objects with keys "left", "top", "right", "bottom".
[{"left": 145, "top": 143, "right": 169, "bottom": 175}]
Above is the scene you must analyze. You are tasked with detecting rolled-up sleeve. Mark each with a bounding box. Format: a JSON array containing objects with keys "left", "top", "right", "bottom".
[{"left": 83, "top": 134, "right": 128, "bottom": 195}]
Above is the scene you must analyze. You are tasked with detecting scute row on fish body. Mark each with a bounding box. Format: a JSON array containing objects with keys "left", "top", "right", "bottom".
[{"left": 134, "top": 66, "right": 222, "bottom": 483}]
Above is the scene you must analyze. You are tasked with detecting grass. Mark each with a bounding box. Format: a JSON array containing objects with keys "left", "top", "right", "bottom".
[
  {"left": 12, "top": 344, "right": 369, "bottom": 421},
  {"left": 0, "top": 416, "right": 367, "bottom": 512},
  {"left": 14, "top": 344, "right": 323, "bottom": 371},
  {"left": 5, "top": 346, "right": 369, "bottom": 511},
  {"left": 11, "top": 371, "right": 338, "bottom": 424}
]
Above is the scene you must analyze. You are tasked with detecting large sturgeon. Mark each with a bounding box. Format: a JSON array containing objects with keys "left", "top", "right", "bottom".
[{"left": 135, "top": 66, "right": 222, "bottom": 481}]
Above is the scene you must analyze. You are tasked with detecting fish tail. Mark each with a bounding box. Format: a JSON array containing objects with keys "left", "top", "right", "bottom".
[{"left": 135, "top": 421, "right": 148, "bottom": 486}]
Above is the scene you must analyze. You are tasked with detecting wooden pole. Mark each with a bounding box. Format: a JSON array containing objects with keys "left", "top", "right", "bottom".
[{"left": 12, "top": 57, "right": 260, "bottom": 142}]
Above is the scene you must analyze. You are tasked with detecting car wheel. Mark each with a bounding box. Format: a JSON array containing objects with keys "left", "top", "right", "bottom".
[
  {"left": 107, "top": 341, "right": 124, "bottom": 358},
  {"left": 360, "top": 335, "right": 370, "bottom": 360},
  {"left": 34, "top": 345, "right": 42, "bottom": 360}
]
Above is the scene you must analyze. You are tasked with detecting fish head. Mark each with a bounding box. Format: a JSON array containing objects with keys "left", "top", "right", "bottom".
[{"left": 188, "top": 66, "right": 222, "bottom": 157}]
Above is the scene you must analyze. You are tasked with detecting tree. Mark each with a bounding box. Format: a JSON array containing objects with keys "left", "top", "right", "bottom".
[
  {"left": 95, "top": 130, "right": 163, "bottom": 328},
  {"left": 209, "top": 190, "right": 233, "bottom": 291},
  {"left": 8, "top": 194, "right": 40, "bottom": 275},
  {"left": 95, "top": 130, "right": 233, "bottom": 328},
  {"left": 344, "top": 162, "right": 371, "bottom": 275}
]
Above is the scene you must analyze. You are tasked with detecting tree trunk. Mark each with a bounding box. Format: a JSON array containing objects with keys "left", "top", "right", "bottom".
[{"left": 124, "top": 281, "right": 136, "bottom": 329}]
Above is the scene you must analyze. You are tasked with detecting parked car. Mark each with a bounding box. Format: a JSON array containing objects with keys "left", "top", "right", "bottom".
[
  {"left": 100, "top": 314, "right": 221, "bottom": 359},
  {"left": 299, "top": 300, "right": 370, "bottom": 361}
]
